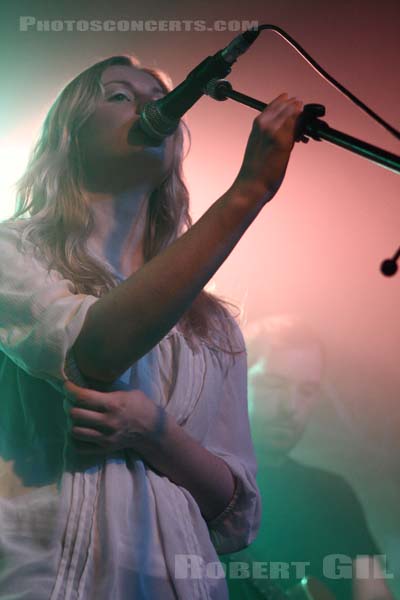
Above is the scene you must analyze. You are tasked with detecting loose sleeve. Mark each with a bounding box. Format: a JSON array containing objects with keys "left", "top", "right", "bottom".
[
  {"left": 203, "top": 322, "right": 262, "bottom": 555},
  {"left": 0, "top": 225, "right": 99, "bottom": 391}
]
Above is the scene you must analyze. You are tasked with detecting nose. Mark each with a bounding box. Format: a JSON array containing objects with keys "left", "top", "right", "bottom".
[
  {"left": 134, "top": 94, "right": 161, "bottom": 116},
  {"left": 135, "top": 97, "right": 146, "bottom": 116},
  {"left": 276, "top": 385, "right": 298, "bottom": 418}
]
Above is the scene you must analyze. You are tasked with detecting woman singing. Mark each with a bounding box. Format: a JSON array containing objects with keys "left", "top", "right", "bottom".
[{"left": 0, "top": 54, "right": 303, "bottom": 599}]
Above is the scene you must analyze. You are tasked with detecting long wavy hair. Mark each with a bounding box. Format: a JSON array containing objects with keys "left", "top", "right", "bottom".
[{"left": 8, "top": 55, "right": 243, "bottom": 357}]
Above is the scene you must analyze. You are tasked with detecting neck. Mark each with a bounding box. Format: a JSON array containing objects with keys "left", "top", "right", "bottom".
[{"left": 85, "top": 184, "right": 152, "bottom": 280}]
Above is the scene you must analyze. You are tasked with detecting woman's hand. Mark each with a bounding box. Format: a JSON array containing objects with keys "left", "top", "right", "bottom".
[
  {"left": 63, "top": 380, "right": 159, "bottom": 454},
  {"left": 232, "top": 93, "right": 304, "bottom": 203},
  {"left": 63, "top": 382, "right": 238, "bottom": 522}
]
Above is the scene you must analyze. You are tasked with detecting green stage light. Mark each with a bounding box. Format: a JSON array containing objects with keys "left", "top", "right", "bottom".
[{"left": 0, "top": 142, "right": 30, "bottom": 222}]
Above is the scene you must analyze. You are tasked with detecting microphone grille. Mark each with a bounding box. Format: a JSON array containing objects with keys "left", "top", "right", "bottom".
[{"left": 140, "top": 102, "right": 180, "bottom": 141}]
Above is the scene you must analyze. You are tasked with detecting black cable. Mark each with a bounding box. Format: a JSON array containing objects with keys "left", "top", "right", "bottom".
[{"left": 256, "top": 24, "right": 400, "bottom": 141}]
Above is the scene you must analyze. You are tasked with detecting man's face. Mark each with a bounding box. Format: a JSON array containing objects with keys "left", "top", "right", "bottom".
[{"left": 249, "top": 344, "right": 323, "bottom": 459}]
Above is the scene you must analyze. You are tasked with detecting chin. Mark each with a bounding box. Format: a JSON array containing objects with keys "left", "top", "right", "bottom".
[
  {"left": 268, "top": 443, "right": 294, "bottom": 456},
  {"left": 266, "top": 431, "right": 300, "bottom": 454}
]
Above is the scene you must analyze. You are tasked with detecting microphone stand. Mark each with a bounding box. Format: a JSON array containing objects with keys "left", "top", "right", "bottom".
[
  {"left": 207, "top": 79, "right": 400, "bottom": 174},
  {"left": 206, "top": 79, "right": 400, "bottom": 276}
]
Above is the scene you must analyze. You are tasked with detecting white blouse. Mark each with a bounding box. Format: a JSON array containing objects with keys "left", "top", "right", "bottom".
[{"left": 0, "top": 223, "right": 261, "bottom": 600}]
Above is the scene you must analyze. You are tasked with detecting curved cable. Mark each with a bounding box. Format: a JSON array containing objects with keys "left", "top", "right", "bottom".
[{"left": 256, "top": 24, "right": 400, "bottom": 141}]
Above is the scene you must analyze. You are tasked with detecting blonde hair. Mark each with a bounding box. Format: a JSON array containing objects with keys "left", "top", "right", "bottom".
[{"left": 8, "top": 55, "right": 243, "bottom": 357}]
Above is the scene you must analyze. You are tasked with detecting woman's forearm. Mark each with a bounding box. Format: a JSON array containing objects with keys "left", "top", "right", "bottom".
[
  {"left": 73, "top": 185, "right": 266, "bottom": 382},
  {"left": 134, "top": 410, "right": 237, "bottom": 522},
  {"left": 73, "top": 97, "right": 302, "bottom": 383}
]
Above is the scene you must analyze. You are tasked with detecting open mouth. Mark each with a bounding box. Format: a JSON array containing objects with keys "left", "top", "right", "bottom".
[{"left": 128, "top": 121, "right": 165, "bottom": 147}]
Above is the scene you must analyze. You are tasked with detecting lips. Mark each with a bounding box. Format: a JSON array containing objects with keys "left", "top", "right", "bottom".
[
  {"left": 128, "top": 120, "right": 165, "bottom": 147},
  {"left": 264, "top": 422, "right": 298, "bottom": 439}
]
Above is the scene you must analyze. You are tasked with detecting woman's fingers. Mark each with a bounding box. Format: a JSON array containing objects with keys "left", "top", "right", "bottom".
[
  {"left": 70, "top": 425, "right": 105, "bottom": 443},
  {"left": 263, "top": 94, "right": 301, "bottom": 116},
  {"left": 233, "top": 92, "right": 304, "bottom": 203},
  {"left": 63, "top": 381, "right": 156, "bottom": 453},
  {"left": 64, "top": 380, "right": 109, "bottom": 412},
  {"left": 267, "top": 92, "right": 289, "bottom": 107},
  {"left": 270, "top": 99, "right": 304, "bottom": 134},
  {"left": 259, "top": 96, "right": 303, "bottom": 126},
  {"left": 69, "top": 406, "right": 112, "bottom": 432}
]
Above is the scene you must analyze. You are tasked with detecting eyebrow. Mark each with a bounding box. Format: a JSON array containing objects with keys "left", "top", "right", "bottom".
[
  {"left": 250, "top": 373, "right": 288, "bottom": 384},
  {"left": 103, "top": 80, "right": 164, "bottom": 94}
]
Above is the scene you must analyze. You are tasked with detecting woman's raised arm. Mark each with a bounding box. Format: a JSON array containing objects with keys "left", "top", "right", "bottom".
[{"left": 73, "top": 94, "right": 303, "bottom": 382}]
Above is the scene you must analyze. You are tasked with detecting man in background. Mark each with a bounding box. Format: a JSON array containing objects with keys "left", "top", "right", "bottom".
[{"left": 222, "top": 315, "right": 394, "bottom": 600}]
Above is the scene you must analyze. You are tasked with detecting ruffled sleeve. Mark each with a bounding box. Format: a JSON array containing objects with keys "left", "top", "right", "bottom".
[
  {"left": 203, "top": 321, "right": 262, "bottom": 554},
  {"left": 0, "top": 224, "right": 99, "bottom": 391}
]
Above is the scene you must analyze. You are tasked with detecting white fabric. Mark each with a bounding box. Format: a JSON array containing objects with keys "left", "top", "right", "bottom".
[{"left": 0, "top": 223, "right": 261, "bottom": 600}]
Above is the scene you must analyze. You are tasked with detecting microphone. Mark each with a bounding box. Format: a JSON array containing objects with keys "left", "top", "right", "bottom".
[{"left": 137, "top": 28, "right": 260, "bottom": 144}]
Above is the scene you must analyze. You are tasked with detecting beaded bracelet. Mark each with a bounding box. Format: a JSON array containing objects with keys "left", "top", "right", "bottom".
[{"left": 206, "top": 475, "right": 241, "bottom": 528}]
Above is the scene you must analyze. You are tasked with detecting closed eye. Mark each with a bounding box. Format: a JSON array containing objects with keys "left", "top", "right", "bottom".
[{"left": 109, "top": 92, "right": 133, "bottom": 102}]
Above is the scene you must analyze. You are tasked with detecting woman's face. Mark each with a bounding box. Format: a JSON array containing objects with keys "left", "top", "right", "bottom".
[{"left": 78, "top": 64, "right": 176, "bottom": 193}]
